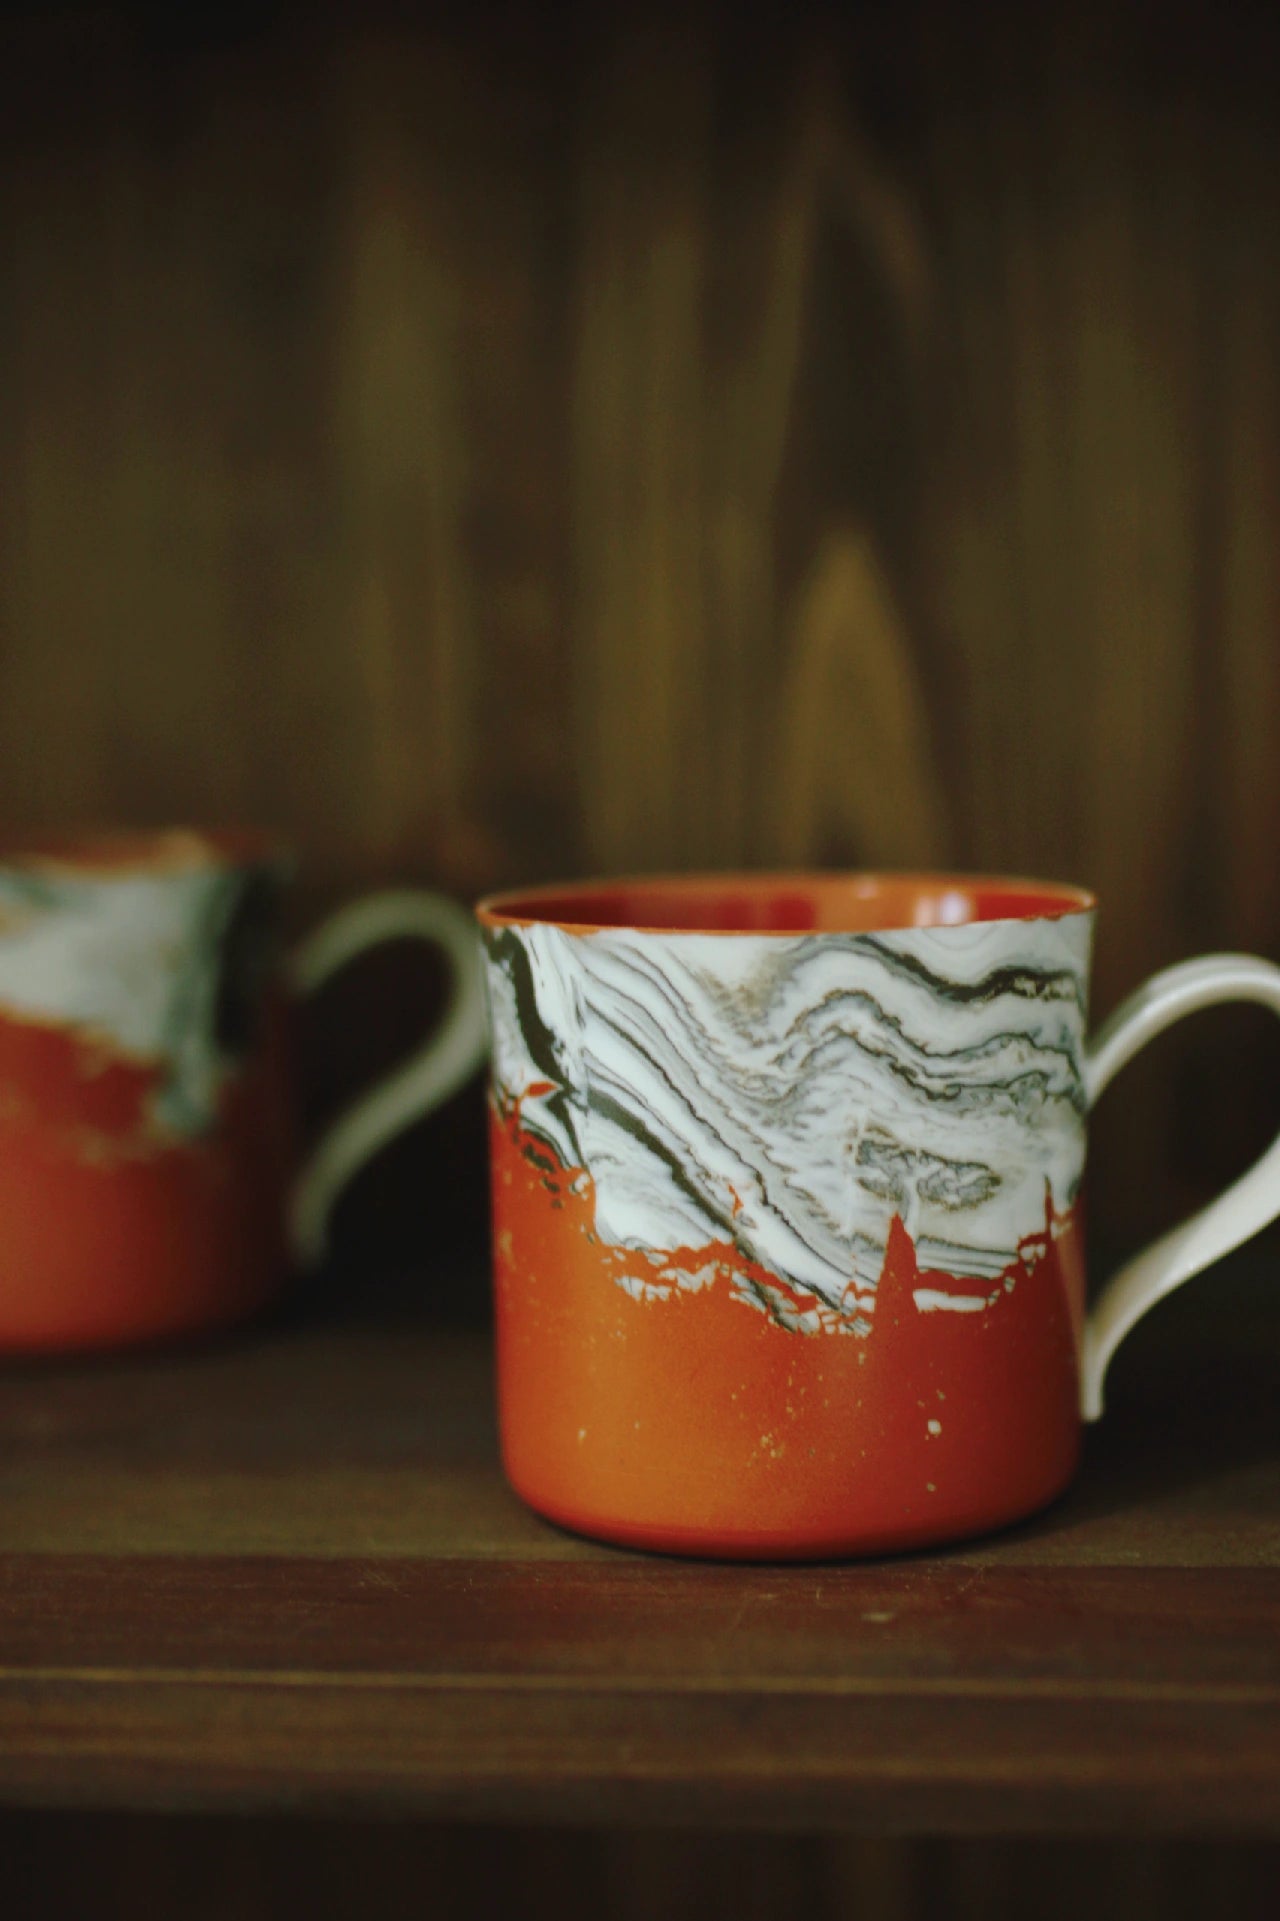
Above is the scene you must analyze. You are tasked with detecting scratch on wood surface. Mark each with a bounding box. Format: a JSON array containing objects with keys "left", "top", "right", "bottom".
[{"left": 0, "top": 1667, "right": 1276, "bottom": 1707}]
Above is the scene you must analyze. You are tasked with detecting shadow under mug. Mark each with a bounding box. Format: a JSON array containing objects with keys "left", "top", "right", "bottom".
[
  {"left": 0, "top": 828, "right": 488, "bottom": 1351},
  {"left": 479, "top": 870, "right": 1280, "bottom": 1559}
]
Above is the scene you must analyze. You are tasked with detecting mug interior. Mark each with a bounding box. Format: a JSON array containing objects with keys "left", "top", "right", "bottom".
[{"left": 478, "top": 872, "right": 1095, "bottom": 935}]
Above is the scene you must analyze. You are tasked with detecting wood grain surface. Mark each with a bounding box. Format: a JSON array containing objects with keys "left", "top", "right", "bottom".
[
  {"left": 3, "top": 4, "right": 1280, "bottom": 1262},
  {"left": 0, "top": 1248, "right": 1277, "bottom": 1836}
]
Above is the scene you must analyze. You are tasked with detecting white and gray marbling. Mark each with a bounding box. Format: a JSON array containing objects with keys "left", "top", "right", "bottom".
[
  {"left": 483, "top": 912, "right": 1094, "bottom": 1315},
  {"left": 0, "top": 854, "right": 287, "bottom": 1138}
]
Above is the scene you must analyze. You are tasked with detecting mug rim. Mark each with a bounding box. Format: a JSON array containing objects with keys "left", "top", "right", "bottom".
[
  {"left": 0, "top": 825, "right": 291, "bottom": 878},
  {"left": 476, "top": 869, "right": 1097, "bottom": 937}
]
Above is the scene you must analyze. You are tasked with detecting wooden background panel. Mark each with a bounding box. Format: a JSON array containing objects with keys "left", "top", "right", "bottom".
[
  {"left": 2, "top": 3, "right": 1280, "bottom": 1254},
  {"left": 3, "top": 1815, "right": 1279, "bottom": 1921}
]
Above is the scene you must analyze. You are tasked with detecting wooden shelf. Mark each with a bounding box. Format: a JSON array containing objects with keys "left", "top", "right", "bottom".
[{"left": 0, "top": 1249, "right": 1278, "bottom": 1835}]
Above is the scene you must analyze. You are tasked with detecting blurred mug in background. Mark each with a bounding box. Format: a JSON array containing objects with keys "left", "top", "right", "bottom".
[{"left": 0, "top": 828, "right": 487, "bottom": 1351}]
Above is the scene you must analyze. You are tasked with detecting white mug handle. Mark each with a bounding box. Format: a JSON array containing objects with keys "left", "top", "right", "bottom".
[
  {"left": 1081, "top": 953, "right": 1280, "bottom": 1418},
  {"left": 286, "top": 890, "right": 488, "bottom": 1266}
]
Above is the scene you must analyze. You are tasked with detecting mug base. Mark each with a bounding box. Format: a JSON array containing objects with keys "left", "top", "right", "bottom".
[
  {"left": 502, "top": 1459, "right": 1079, "bottom": 1563},
  {"left": 0, "top": 1278, "right": 284, "bottom": 1356}
]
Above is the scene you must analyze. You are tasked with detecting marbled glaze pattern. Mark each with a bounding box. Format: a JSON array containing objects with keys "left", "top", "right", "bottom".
[
  {"left": 0, "top": 854, "right": 286, "bottom": 1138},
  {"left": 483, "top": 913, "right": 1093, "bottom": 1327}
]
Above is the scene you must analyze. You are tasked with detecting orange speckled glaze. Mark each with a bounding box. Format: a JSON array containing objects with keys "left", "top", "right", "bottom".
[
  {"left": 491, "top": 1098, "right": 1085, "bottom": 1560},
  {"left": 0, "top": 828, "right": 295, "bottom": 1352},
  {"left": 0, "top": 1004, "right": 293, "bottom": 1351}
]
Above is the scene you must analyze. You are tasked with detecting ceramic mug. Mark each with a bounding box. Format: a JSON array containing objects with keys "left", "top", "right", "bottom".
[
  {"left": 0, "top": 828, "right": 487, "bottom": 1350},
  {"left": 478, "top": 871, "right": 1280, "bottom": 1558}
]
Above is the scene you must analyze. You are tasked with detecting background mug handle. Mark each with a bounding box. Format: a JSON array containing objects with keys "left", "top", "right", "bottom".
[
  {"left": 285, "top": 890, "right": 488, "bottom": 1267},
  {"left": 1082, "top": 953, "right": 1280, "bottom": 1418}
]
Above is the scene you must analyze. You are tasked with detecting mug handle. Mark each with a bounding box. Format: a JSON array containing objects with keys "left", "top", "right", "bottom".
[
  {"left": 286, "top": 890, "right": 488, "bottom": 1267},
  {"left": 1081, "top": 953, "right": 1280, "bottom": 1418}
]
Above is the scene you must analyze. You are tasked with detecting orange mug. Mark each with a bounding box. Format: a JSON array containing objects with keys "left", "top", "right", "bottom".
[
  {"left": 0, "top": 829, "right": 487, "bottom": 1350},
  {"left": 479, "top": 872, "right": 1280, "bottom": 1558}
]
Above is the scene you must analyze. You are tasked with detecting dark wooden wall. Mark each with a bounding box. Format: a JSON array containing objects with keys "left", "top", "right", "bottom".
[
  {"left": 3, "top": 0, "right": 1280, "bottom": 1251},
  {"left": 6, "top": 3, "right": 1280, "bottom": 1259}
]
